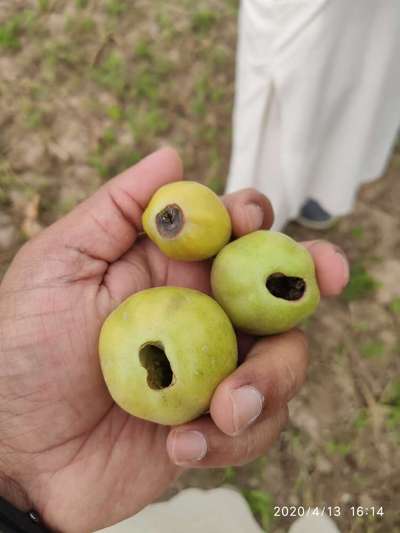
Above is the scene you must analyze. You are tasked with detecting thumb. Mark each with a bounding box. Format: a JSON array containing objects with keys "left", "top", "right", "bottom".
[{"left": 45, "top": 147, "right": 183, "bottom": 263}]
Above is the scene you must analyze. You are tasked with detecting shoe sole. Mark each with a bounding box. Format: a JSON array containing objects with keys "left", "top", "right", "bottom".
[{"left": 296, "top": 215, "right": 339, "bottom": 230}]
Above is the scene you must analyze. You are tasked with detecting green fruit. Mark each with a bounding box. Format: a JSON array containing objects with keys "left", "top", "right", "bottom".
[
  {"left": 99, "top": 287, "right": 238, "bottom": 425},
  {"left": 142, "top": 181, "right": 231, "bottom": 261},
  {"left": 211, "top": 230, "right": 320, "bottom": 335}
]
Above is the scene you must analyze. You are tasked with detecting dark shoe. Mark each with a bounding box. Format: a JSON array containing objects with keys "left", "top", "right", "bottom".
[{"left": 296, "top": 199, "right": 338, "bottom": 230}]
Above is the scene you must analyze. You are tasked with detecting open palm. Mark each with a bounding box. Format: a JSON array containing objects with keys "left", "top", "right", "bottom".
[{"left": 0, "top": 149, "right": 348, "bottom": 533}]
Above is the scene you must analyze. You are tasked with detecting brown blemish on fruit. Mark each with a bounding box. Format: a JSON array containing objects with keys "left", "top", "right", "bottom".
[
  {"left": 266, "top": 273, "right": 306, "bottom": 301},
  {"left": 156, "top": 204, "right": 184, "bottom": 238}
]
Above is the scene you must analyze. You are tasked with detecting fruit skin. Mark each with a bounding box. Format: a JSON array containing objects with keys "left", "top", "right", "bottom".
[
  {"left": 99, "top": 287, "right": 238, "bottom": 426},
  {"left": 142, "top": 181, "right": 231, "bottom": 261},
  {"left": 211, "top": 230, "right": 320, "bottom": 335}
]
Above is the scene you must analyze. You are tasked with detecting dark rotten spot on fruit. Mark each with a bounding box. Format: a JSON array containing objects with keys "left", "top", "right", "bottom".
[
  {"left": 156, "top": 204, "right": 184, "bottom": 238},
  {"left": 139, "top": 343, "right": 174, "bottom": 389},
  {"left": 266, "top": 273, "right": 306, "bottom": 301}
]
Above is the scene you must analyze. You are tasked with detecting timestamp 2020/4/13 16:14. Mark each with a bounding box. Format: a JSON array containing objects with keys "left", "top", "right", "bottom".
[{"left": 273, "top": 505, "right": 385, "bottom": 518}]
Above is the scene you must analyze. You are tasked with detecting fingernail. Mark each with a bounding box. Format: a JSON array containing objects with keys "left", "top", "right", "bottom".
[
  {"left": 245, "top": 203, "right": 264, "bottom": 230},
  {"left": 334, "top": 246, "right": 350, "bottom": 288},
  {"left": 230, "top": 386, "right": 264, "bottom": 435},
  {"left": 170, "top": 430, "right": 207, "bottom": 465}
]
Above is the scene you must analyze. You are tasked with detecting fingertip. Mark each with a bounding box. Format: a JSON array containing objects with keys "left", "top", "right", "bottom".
[
  {"left": 303, "top": 240, "right": 350, "bottom": 297},
  {"left": 109, "top": 146, "right": 184, "bottom": 212},
  {"left": 210, "top": 383, "right": 235, "bottom": 436},
  {"left": 156, "top": 146, "right": 184, "bottom": 179},
  {"left": 223, "top": 189, "right": 274, "bottom": 237},
  {"left": 211, "top": 382, "right": 265, "bottom": 437},
  {"left": 166, "top": 428, "right": 208, "bottom": 466},
  {"left": 135, "top": 146, "right": 183, "bottom": 183}
]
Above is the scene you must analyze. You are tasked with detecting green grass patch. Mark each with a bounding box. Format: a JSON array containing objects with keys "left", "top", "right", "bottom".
[
  {"left": 389, "top": 297, "right": 400, "bottom": 315},
  {"left": 24, "top": 105, "right": 44, "bottom": 129},
  {"left": 383, "top": 381, "right": 400, "bottom": 434},
  {"left": 102, "top": 127, "right": 118, "bottom": 147},
  {"left": 387, "top": 407, "right": 400, "bottom": 432},
  {"left": 351, "top": 226, "right": 364, "bottom": 239},
  {"left": 360, "top": 340, "right": 385, "bottom": 359},
  {"left": 352, "top": 322, "right": 369, "bottom": 333},
  {"left": 57, "top": 196, "right": 80, "bottom": 216},
  {"left": 191, "top": 9, "right": 218, "bottom": 33},
  {"left": 222, "top": 466, "right": 236, "bottom": 483},
  {"left": 88, "top": 154, "right": 109, "bottom": 179},
  {"left": 38, "top": 0, "right": 50, "bottom": 11},
  {"left": 106, "top": 0, "right": 127, "bottom": 17},
  {"left": 75, "top": 0, "right": 89, "bottom": 8},
  {"left": 192, "top": 75, "right": 226, "bottom": 117},
  {"left": 243, "top": 489, "right": 274, "bottom": 531},
  {"left": 132, "top": 69, "right": 161, "bottom": 103},
  {"left": 325, "top": 440, "right": 352, "bottom": 457},
  {"left": 156, "top": 12, "right": 176, "bottom": 38},
  {"left": 129, "top": 107, "right": 170, "bottom": 141},
  {"left": 134, "top": 38, "right": 154, "bottom": 61},
  {"left": 43, "top": 40, "right": 85, "bottom": 77},
  {"left": 353, "top": 408, "right": 369, "bottom": 430},
  {"left": 211, "top": 45, "right": 229, "bottom": 67},
  {"left": 65, "top": 15, "right": 96, "bottom": 36},
  {"left": 89, "top": 138, "right": 141, "bottom": 180},
  {"left": 0, "top": 14, "right": 25, "bottom": 51},
  {"left": 0, "top": 165, "right": 15, "bottom": 205},
  {"left": 342, "top": 263, "right": 380, "bottom": 301},
  {"left": 131, "top": 57, "right": 172, "bottom": 104},
  {"left": 206, "top": 177, "right": 225, "bottom": 195},
  {"left": 105, "top": 104, "right": 124, "bottom": 121},
  {"left": 92, "top": 52, "right": 127, "bottom": 96}
]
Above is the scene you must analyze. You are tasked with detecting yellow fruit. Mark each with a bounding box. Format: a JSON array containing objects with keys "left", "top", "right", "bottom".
[
  {"left": 99, "top": 287, "right": 238, "bottom": 426},
  {"left": 142, "top": 181, "right": 231, "bottom": 261}
]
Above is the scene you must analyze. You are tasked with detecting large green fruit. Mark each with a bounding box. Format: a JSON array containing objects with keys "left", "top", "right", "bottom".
[
  {"left": 99, "top": 287, "right": 238, "bottom": 425},
  {"left": 211, "top": 230, "right": 320, "bottom": 335},
  {"left": 142, "top": 181, "right": 231, "bottom": 261}
]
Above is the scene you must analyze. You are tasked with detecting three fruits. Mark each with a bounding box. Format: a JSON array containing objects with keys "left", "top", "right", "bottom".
[{"left": 99, "top": 181, "right": 320, "bottom": 425}]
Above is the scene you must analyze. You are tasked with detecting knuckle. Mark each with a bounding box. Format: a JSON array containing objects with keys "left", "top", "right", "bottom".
[
  {"left": 281, "top": 359, "right": 299, "bottom": 403},
  {"left": 231, "top": 433, "right": 256, "bottom": 467}
]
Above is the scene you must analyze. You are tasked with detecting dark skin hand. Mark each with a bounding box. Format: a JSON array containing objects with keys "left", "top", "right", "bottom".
[{"left": 0, "top": 148, "right": 349, "bottom": 533}]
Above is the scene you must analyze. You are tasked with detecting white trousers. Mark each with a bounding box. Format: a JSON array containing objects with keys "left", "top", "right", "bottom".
[{"left": 227, "top": 0, "right": 400, "bottom": 229}]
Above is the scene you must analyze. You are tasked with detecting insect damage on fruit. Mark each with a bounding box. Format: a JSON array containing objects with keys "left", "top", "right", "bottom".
[
  {"left": 266, "top": 273, "right": 306, "bottom": 301},
  {"left": 99, "top": 286, "right": 238, "bottom": 426},
  {"left": 139, "top": 342, "right": 174, "bottom": 390},
  {"left": 211, "top": 230, "right": 320, "bottom": 335},
  {"left": 142, "top": 181, "right": 232, "bottom": 261},
  {"left": 155, "top": 204, "right": 184, "bottom": 238}
]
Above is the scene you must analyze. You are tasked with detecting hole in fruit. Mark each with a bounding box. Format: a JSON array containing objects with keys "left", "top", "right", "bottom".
[
  {"left": 139, "top": 342, "right": 174, "bottom": 390},
  {"left": 156, "top": 204, "right": 184, "bottom": 238},
  {"left": 266, "top": 273, "right": 306, "bottom": 301}
]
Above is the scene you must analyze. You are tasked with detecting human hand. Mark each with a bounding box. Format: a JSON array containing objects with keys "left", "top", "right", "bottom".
[{"left": 0, "top": 148, "right": 349, "bottom": 532}]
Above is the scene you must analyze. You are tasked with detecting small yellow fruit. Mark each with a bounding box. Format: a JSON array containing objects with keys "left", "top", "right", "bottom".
[
  {"left": 99, "top": 287, "right": 238, "bottom": 426},
  {"left": 142, "top": 181, "right": 231, "bottom": 261}
]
